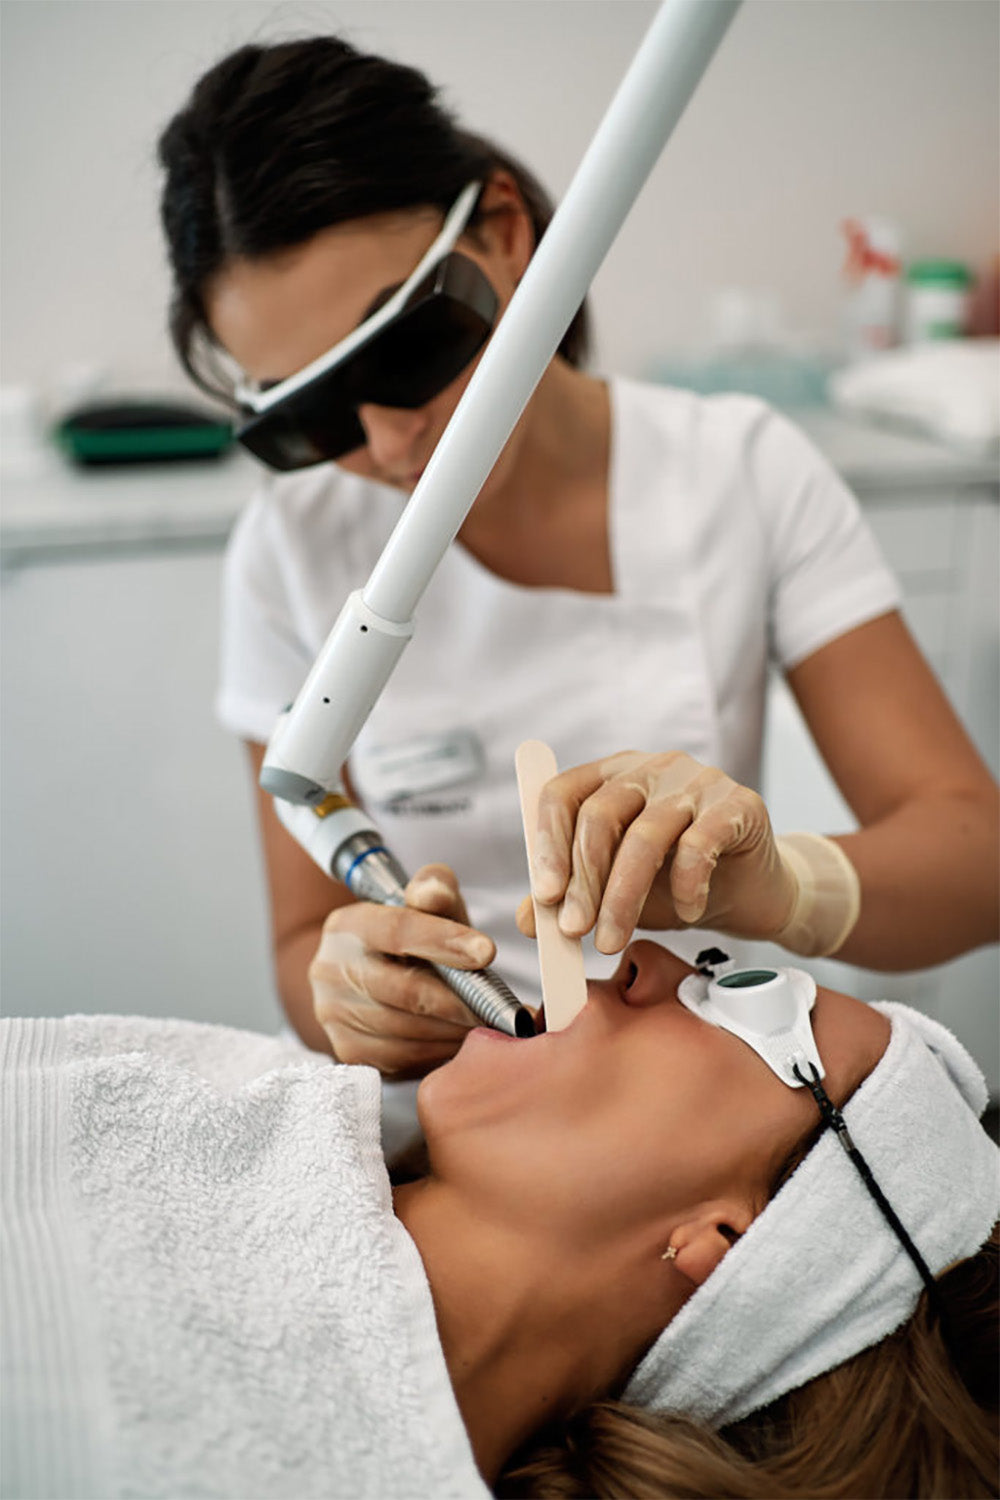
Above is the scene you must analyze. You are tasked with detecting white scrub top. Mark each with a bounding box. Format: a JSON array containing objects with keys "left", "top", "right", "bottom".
[{"left": 217, "top": 379, "right": 900, "bottom": 1004}]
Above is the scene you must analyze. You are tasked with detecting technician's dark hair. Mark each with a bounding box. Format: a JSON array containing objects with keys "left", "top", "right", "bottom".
[{"left": 157, "top": 37, "right": 590, "bottom": 404}]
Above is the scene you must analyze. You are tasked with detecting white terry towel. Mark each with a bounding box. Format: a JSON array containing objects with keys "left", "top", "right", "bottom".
[{"left": 1, "top": 1014, "right": 489, "bottom": 1500}]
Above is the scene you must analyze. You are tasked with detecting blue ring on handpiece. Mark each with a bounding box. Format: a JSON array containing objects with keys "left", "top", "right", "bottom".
[{"left": 343, "top": 845, "right": 392, "bottom": 891}]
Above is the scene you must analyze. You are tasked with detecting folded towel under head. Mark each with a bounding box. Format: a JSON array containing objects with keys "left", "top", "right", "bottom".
[{"left": 624, "top": 1001, "right": 999, "bottom": 1427}]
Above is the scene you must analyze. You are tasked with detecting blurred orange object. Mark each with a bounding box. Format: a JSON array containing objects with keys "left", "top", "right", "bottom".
[
  {"left": 842, "top": 219, "right": 902, "bottom": 281},
  {"left": 841, "top": 218, "right": 902, "bottom": 356},
  {"left": 967, "top": 255, "right": 1000, "bottom": 337}
]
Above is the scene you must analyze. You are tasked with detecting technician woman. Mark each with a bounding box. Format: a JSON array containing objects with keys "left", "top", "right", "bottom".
[{"left": 157, "top": 37, "right": 999, "bottom": 1069}]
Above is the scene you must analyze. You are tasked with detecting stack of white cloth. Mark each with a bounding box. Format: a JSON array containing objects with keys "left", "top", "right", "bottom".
[
  {"left": 829, "top": 338, "right": 1000, "bottom": 456},
  {"left": 1, "top": 1014, "right": 488, "bottom": 1500}
]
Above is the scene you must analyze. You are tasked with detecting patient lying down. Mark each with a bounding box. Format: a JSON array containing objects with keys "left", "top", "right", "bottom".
[{"left": 2, "top": 943, "right": 996, "bottom": 1499}]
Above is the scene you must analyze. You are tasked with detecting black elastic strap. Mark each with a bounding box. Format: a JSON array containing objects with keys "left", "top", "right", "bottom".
[{"left": 792, "top": 1061, "right": 946, "bottom": 1324}]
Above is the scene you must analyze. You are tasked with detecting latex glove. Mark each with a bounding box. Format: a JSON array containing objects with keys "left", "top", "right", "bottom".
[
  {"left": 517, "top": 750, "right": 798, "bottom": 953},
  {"left": 310, "top": 864, "right": 493, "bottom": 1078}
]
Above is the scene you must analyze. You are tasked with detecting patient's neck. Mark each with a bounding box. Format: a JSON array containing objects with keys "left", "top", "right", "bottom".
[{"left": 393, "top": 1175, "right": 682, "bottom": 1484}]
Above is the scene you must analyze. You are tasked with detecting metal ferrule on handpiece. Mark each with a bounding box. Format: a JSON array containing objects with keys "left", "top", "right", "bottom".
[{"left": 332, "top": 833, "right": 409, "bottom": 903}]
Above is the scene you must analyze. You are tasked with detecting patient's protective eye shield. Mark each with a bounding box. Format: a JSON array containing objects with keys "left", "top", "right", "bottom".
[
  {"left": 235, "top": 181, "right": 498, "bottom": 471},
  {"left": 682, "top": 962, "right": 945, "bottom": 1317},
  {"left": 677, "top": 965, "right": 824, "bottom": 1088}
]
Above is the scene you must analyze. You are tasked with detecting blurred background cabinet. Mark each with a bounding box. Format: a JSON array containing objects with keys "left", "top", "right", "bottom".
[{"left": 1, "top": 454, "right": 278, "bottom": 1033}]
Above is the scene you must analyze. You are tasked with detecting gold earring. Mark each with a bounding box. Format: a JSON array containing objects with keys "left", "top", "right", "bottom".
[{"left": 661, "top": 1245, "right": 678, "bottom": 1262}]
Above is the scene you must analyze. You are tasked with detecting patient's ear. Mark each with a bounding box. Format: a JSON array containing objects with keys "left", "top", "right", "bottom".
[{"left": 670, "top": 1199, "right": 755, "bottom": 1287}]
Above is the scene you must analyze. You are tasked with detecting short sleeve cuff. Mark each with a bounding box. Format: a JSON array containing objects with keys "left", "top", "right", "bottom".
[{"left": 776, "top": 574, "right": 901, "bottom": 670}]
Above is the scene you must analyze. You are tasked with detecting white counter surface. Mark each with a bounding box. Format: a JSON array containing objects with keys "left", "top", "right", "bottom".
[
  {"left": 1, "top": 409, "right": 996, "bottom": 566},
  {"left": 791, "top": 409, "right": 997, "bottom": 492},
  {"left": 0, "top": 449, "right": 259, "bottom": 564}
]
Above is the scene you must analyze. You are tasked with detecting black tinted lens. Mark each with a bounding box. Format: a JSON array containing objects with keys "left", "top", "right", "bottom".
[
  {"left": 356, "top": 297, "right": 492, "bottom": 409},
  {"left": 235, "top": 254, "right": 496, "bottom": 471},
  {"left": 237, "top": 380, "right": 365, "bottom": 470},
  {"left": 360, "top": 255, "right": 496, "bottom": 407}
]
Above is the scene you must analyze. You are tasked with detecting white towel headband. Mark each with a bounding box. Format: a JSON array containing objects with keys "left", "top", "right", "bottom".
[{"left": 624, "top": 1002, "right": 1000, "bottom": 1428}]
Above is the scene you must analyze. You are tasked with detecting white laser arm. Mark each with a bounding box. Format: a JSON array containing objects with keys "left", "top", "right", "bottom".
[{"left": 260, "top": 0, "right": 741, "bottom": 808}]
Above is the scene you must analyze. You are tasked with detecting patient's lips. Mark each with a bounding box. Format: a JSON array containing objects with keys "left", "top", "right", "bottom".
[
  {"left": 463, "top": 1010, "right": 553, "bottom": 1051},
  {"left": 461, "top": 982, "right": 608, "bottom": 1052},
  {"left": 466, "top": 1026, "right": 522, "bottom": 1047}
]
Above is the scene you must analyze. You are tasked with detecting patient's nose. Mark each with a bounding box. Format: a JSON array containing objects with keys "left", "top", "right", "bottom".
[{"left": 616, "top": 940, "right": 691, "bottom": 1008}]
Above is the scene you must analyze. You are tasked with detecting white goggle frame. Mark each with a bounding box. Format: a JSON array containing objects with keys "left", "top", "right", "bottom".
[{"left": 677, "top": 966, "right": 825, "bottom": 1088}]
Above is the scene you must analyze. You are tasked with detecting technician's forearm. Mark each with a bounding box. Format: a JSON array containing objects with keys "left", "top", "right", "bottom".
[
  {"left": 832, "top": 787, "right": 1000, "bottom": 970},
  {"left": 276, "top": 926, "right": 336, "bottom": 1054}
]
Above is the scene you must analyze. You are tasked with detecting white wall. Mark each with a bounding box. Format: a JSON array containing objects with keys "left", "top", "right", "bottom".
[{"left": 2, "top": 0, "right": 997, "bottom": 401}]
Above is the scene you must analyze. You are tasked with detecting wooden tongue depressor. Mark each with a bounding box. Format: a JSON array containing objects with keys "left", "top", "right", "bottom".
[{"left": 515, "top": 740, "right": 589, "bottom": 1032}]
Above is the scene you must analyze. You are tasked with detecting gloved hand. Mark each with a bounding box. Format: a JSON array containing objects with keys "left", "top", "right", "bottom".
[
  {"left": 310, "top": 864, "right": 493, "bottom": 1077},
  {"left": 516, "top": 750, "right": 799, "bottom": 953}
]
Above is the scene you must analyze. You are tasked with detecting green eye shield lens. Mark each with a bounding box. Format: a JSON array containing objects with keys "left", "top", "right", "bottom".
[{"left": 236, "top": 254, "right": 498, "bottom": 472}]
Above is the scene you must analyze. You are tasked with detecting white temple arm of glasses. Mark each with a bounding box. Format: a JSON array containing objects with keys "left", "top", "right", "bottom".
[
  {"left": 262, "top": 0, "right": 741, "bottom": 805},
  {"left": 237, "top": 180, "right": 482, "bottom": 413}
]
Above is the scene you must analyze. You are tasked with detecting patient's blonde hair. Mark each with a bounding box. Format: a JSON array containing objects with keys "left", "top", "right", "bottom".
[{"left": 496, "top": 1225, "right": 998, "bottom": 1499}]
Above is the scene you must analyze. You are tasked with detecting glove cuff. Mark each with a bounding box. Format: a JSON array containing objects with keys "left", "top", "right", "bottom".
[{"left": 774, "top": 833, "right": 861, "bottom": 957}]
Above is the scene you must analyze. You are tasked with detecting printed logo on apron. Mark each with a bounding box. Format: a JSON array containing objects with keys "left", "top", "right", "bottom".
[{"left": 354, "top": 728, "right": 485, "bottom": 817}]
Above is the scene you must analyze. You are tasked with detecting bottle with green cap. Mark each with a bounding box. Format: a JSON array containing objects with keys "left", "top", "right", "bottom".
[{"left": 904, "top": 260, "right": 972, "bottom": 343}]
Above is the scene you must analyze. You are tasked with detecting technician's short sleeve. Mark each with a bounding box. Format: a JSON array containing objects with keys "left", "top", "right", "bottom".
[
  {"left": 215, "top": 489, "right": 314, "bottom": 745},
  {"left": 747, "top": 405, "right": 901, "bottom": 670}
]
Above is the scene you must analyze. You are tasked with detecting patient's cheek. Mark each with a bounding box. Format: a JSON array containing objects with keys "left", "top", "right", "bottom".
[
  {"left": 416, "top": 1025, "right": 525, "bottom": 1144},
  {"left": 414, "top": 1059, "right": 454, "bottom": 1138}
]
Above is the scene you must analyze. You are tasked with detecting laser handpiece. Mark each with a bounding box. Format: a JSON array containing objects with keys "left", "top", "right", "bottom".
[{"left": 275, "top": 793, "right": 535, "bottom": 1038}]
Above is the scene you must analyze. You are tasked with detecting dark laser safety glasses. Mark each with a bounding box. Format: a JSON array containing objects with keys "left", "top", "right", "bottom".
[{"left": 235, "top": 182, "right": 498, "bottom": 471}]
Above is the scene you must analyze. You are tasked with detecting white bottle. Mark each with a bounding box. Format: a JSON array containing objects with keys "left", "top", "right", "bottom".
[{"left": 841, "top": 217, "right": 902, "bottom": 360}]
